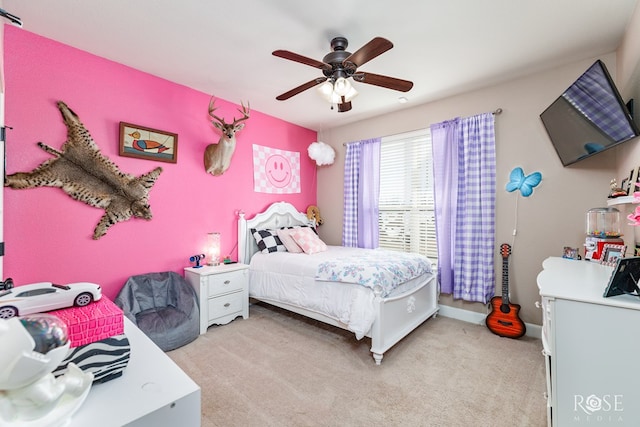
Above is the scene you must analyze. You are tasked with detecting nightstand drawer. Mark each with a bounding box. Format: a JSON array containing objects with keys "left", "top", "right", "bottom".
[
  {"left": 208, "top": 291, "right": 243, "bottom": 319},
  {"left": 207, "top": 269, "right": 246, "bottom": 297}
]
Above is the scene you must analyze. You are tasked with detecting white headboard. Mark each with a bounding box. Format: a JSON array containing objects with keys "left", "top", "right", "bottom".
[{"left": 238, "top": 201, "right": 315, "bottom": 264}]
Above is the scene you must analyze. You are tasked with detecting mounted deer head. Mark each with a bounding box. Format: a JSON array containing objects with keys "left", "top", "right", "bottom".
[{"left": 204, "top": 96, "right": 250, "bottom": 176}]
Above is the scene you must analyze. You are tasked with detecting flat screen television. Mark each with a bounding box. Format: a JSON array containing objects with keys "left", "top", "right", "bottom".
[{"left": 540, "top": 60, "right": 640, "bottom": 166}]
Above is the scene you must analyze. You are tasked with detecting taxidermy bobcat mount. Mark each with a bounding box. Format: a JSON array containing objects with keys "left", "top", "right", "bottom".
[
  {"left": 4, "top": 101, "right": 163, "bottom": 240},
  {"left": 204, "top": 96, "right": 250, "bottom": 176}
]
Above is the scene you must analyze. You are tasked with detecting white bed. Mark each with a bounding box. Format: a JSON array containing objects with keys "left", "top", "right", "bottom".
[{"left": 238, "top": 201, "right": 439, "bottom": 364}]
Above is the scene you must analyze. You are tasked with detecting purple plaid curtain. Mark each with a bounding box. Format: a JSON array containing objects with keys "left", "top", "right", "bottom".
[
  {"left": 342, "top": 138, "right": 381, "bottom": 248},
  {"left": 431, "top": 113, "right": 496, "bottom": 303},
  {"left": 430, "top": 119, "right": 459, "bottom": 296}
]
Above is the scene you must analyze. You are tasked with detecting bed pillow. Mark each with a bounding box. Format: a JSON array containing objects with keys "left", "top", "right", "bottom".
[
  {"left": 251, "top": 228, "right": 287, "bottom": 254},
  {"left": 281, "top": 224, "right": 319, "bottom": 235},
  {"left": 290, "top": 226, "right": 327, "bottom": 254},
  {"left": 277, "top": 228, "right": 303, "bottom": 253}
]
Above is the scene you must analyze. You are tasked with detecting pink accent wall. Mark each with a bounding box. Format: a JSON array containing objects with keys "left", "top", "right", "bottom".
[{"left": 2, "top": 27, "right": 317, "bottom": 300}]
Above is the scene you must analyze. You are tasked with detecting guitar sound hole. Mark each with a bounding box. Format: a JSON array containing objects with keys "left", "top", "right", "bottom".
[{"left": 500, "top": 304, "right": 511, "bottom": 314}]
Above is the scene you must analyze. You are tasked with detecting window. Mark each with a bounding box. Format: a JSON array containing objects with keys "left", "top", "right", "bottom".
[
  {"left": 17, "top": 288, "right": 57, "bottom": 297},
  {"left": 378, "top": 128, "right": 437, "bottom": 263}
]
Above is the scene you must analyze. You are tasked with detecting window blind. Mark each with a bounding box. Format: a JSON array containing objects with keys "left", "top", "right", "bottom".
[{"left": 378, "top": 128, "right": 437, "bottom": 262}]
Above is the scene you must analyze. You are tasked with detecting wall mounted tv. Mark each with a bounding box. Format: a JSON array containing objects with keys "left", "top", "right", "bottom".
[{"left": 540, "top": 60, "right": 640, "bottom": 166}]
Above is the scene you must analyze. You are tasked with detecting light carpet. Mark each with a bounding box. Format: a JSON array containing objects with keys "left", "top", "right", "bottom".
[{"left": 168, "top": 302, "right": 546, "bottom": 427}]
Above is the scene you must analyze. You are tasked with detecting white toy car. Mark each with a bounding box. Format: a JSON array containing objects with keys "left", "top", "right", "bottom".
[{"left": 0, "top": 282, "right": 102, "bottom": 319}]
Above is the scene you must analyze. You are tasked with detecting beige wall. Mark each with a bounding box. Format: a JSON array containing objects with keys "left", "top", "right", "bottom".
[
  {"left": 615, "top": 2, "right": 640, "bottom": 253},
  {"left": 317, "top": 54, "right": 625, "bottom": 326},
  {"left": 617, "top": 1, "right": 640, "bottom": 89}
]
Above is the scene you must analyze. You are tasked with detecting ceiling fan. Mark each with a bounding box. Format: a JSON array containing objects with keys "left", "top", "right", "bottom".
[{"left": 273, "top": 36, "right": 413, "bottom": 112}]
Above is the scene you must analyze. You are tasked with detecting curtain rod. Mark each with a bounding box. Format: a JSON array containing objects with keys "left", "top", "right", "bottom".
[
  {"left": 0, "top": 8, "right": 22, "bottom": 27},
  {"left": 341, "top": 108, "right": 502, "bottom": 146}
]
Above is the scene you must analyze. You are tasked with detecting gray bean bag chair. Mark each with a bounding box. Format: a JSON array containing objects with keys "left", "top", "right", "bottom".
[{"left": 115, "top": 271, "right": 199, "bottom": 351}]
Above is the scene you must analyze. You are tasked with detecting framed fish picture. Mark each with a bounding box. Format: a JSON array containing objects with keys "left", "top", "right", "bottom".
[{"left": 119, "top": 122, "right": 178, "bottom": 163}]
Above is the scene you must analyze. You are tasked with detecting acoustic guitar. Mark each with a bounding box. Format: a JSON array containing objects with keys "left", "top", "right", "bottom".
[{"left": 485, "top": 243, "right": 526, "bottom": 338}]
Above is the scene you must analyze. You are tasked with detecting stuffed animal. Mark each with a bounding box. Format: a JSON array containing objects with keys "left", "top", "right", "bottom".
[{"left": 306, "top": 205, "right": 323, "bottom": 226}]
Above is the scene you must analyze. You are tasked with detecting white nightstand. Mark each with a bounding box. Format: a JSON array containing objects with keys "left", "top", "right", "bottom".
[{"left": 184, "top": 263, "right": 249, "bottom": 334}]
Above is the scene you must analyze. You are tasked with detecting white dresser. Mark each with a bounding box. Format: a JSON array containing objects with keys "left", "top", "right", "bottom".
[
  {"left": 184, "top": 263, "right": 249, "bottom": 334},
  {"left": 537, "top": 257, "right": 640, "bottom": 426}
]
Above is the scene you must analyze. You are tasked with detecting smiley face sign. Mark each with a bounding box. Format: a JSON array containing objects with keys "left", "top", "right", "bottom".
[
  {"left": 253, "top": 144, "right": 300, "bottom": 193},
  {"left": 265, "top": 154, "right": 292, "bottom": 188}
]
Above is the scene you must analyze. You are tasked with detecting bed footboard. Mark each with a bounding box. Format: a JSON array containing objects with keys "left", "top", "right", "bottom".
[{"left": 368, "top": 275, "right": 439, "bottom": 365}]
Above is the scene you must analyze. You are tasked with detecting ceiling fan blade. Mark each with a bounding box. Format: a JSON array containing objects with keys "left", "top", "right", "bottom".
[
  {"left": 343, "top": 37, "right": 393, "bottom": 68},
  {"left": 272, "top": 50, "right": 329, "bottom": 70},
  {"left": 276, "top": 77, "right": 327, "bottom": 101},
  {"left": 353, "top": 72, "right": 413, "bottom": 92}
]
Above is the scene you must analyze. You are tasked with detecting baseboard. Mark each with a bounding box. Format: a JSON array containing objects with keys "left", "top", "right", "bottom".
[{"left": 437, "top": 304, "right": 541, "bottom": 339}]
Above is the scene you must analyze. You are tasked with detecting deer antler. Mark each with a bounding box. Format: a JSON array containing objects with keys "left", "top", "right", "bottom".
[
  {"left": 233, "top": 101, "right": 250, "bottom": 126},
  {"left": 208, "top": 96, "right": 250, "bottom": 125},
  {"left": 208, "top": 97, "right": 224, "bottom": 124}
]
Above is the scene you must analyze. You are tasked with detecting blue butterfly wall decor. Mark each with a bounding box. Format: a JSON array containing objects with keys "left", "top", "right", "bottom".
[{"left": 506, "top": 167, "right": 542, "bottom": 197}]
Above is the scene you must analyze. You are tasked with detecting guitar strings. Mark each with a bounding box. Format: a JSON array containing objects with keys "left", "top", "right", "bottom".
[
  {"left": 485, "top": 195, "right": 520, "bottom": 314},
  {"left": 507, "top": 194, "right": 519, "bottom": 292}
]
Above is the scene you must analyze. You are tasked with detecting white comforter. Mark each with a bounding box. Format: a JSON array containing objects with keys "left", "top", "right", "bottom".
[
  {"left": 249, "top": 246, "right": 431, "bottom": 339},
  {"left": 316, "top": 248, "right": 432, "bottom": 297}
]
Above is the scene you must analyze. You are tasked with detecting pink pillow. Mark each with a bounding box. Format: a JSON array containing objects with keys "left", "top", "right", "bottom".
[
  {"left": 290, "top": 227, "right": 327, "bottom": 254},
  {"left": 277, "top": 228, "right": 303, "bottom": 253}
]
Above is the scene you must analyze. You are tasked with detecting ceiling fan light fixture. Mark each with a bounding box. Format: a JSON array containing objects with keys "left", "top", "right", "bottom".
[
  {"left": 318, "top": 78, "right": 358, "bottom": 106},
  {"left": 328, "top": 91, "right": 342, "bottom": 104},
  {"left": 343, "top": 86, "right": 358, "bottom": 102},
  {"left": 333, "top": 77, "right": 351, "bottom": 96},
  {"left": 327, "top": 86, "right": 358, "bottom": 105},
  {"left": 318, "top": 80, "right": 334, "bottom": 99}
]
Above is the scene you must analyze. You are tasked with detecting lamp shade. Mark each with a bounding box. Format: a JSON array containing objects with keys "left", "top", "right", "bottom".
[
  {"left": 207, "top": 232, "right": 221, "bottom": 266},
  {"left": 318, "top": 80, "right": 334, "bottom": 98},
  {"left": 333, "top": 77, "right": 351, "bottom": 96},
  {"left": 342, "top": 86, "right": 358, "bottom": 102}
]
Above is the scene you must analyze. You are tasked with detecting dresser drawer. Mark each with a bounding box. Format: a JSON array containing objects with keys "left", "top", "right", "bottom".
[
  {"left": 206, "top": 269, "right": 246, "bottom": 297},
  {"left": 208, "top": 291, "right": 244, "bottom": 319}
]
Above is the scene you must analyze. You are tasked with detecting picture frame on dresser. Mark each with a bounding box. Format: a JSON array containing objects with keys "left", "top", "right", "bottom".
[
  {"left": 603, "top": 256, "right": 640, "bottom": 298},
  {"left": 600, "top": 243, "right": 626, "bottom": 267}
]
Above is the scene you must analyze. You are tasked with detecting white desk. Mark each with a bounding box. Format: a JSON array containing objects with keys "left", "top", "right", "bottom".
[{"left": 69, "top": 318, "right": 201, "bottom": 427}]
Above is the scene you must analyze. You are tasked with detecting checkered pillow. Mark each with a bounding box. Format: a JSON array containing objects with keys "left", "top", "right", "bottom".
[
  {"left": 277, "top": 228, "right": 303, "bottom": 253},
  {"left": 251, "top": 228, "right": 287, "bottom": 254},
  {"left": 290, "top": 226, "right": 327, "bottom": 254},
  {"left": 281, "top": 225, "right": 318, "bottom": 235}
]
